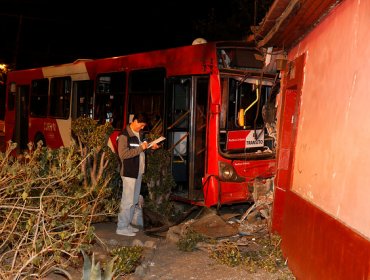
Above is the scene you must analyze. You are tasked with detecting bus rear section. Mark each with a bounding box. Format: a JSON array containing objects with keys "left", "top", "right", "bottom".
[{"left": 4, "top": 60, "right": 95, "bottom": 154}]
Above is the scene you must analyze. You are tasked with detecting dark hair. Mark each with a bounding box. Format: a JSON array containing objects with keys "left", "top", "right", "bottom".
[{"left": 133, "top": 112, "right": 148, "bottom": 124}]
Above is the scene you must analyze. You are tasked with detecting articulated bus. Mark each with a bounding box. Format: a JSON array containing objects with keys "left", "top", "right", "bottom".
[
  {"left": 4, "top": 40, "right": 280, "bottom": 207},
  {"left": 0, "top": 65, "right": 7, "bottom": 136}
]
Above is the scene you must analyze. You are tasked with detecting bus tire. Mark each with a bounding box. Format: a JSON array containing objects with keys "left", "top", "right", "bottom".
[{"left": 34, "top": 133, "right": 46, "bottom": 148}]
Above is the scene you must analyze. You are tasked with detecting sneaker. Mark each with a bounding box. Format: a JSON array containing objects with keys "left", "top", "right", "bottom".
[
  {"left": 128, "top": 225, "right": 139, "bottom": 233},
  {"left": 116, "top": 228, "right": 136, "bottom": 237}
]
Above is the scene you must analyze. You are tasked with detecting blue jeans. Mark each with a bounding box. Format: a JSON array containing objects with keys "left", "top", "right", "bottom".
[{"left": 117, "top": 174, "right": 142, "bottom": 230}]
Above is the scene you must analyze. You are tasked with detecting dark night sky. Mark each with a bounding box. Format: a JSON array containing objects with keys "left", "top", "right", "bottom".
[{"left": 0, "top": 0, "right": 271, "bottom": 70}]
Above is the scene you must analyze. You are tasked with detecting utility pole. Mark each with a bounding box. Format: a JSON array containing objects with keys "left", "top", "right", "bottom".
[
  {"left": 13, "top": 14, "right": 23, "bottom": 70},
  {"left": 254, "top": 0, "right": 257, "bottom": 26}
]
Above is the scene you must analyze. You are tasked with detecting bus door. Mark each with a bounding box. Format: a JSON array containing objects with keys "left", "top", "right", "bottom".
[
  {"left": 166, "top": 76, "right": 209, "bottom": 203},
  {"left": 14, "top": 85, "right": 29, "bottom": 153}
]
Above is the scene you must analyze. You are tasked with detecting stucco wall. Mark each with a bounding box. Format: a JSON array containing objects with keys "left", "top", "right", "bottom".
[{"left": 288, "top": 0, "right": 370, "bottom": 238}]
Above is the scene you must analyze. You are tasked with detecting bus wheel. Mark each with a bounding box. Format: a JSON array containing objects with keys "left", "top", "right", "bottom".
[{"left": 34, "top": 133, "right": 46, "bottom": 149}]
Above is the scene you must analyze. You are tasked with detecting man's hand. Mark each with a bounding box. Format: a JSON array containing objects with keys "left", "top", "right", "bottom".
[
  {"left": 151, "top": 143, "right": 160, "bottom": 150},
  {"left": 141, "top": 141, "right": 148, "bottom": 150}
]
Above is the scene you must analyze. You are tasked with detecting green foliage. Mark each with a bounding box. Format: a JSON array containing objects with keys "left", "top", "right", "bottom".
[
  {"left": 209, "top": 241, "right": 242, "bottom": 267},
  {"left": 110, "top": 246, "right": 144, "bottom": 275},
  {"left": 143, "top": 146, "right": 176, "bottom": 220},
  {"left": 241, "top": 234, "right": 288, "bottom": 273},
  {"left": 207, "top": 234, "right": 295, "bottom": 279},
  {"left": 0, "top": 143, "right": 97, "bottom": 278},
  {"left": 176, "top": 230, "right": 207, "bottom": 252},
  {"left": 0, "top": 118, "right": 121, "bottom": 278},
  {"left": 71, "top": 117, "right": 121, "bottom": 218},
  {"left": 81, "top": 249, "right": 117, "bottom": 280},
  {"left": 72, "top": 117, "right": 113, "bottom": 148}
]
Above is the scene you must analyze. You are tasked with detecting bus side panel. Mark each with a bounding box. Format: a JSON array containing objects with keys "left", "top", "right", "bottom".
[
  {"left": 202, "top": 175, "right": 221, "bottom": 207},
  {"left": 202, "top": 75, "right": 221, "bottom": 207},
  {"left": 7, "top": 69, "right": 44, "bottom": 85},
  {"left": 233, "top": 159, "right": 276, "bottom": 181},
  {"left": 219, "top": 181, "right": 251, "bottom": 204},
  {"left": 203, "top": 177, "right": 251, "bottom": 207},
  {"left": 29, "top": 118, "right": 65, "bottom": 149},
  {"left": 203, "top": 159, "right": 276, "bottom": 207}
]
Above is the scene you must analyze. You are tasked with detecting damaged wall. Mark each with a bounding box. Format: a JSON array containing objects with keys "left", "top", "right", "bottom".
[
  {"left": 287, "top": 0, "right": 370, "bottom": 238},
  {"left": 270, "top": 0, "right": 370, "bottom": 278}
]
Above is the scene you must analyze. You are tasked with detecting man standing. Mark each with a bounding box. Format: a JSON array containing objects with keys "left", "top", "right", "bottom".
[{"left": 116, "top": 113, "right": 159, "bottom": 236}]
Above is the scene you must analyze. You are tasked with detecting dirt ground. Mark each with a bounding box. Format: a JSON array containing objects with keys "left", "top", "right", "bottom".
[{"left": 46, "top": 204, "right": 295, "bottom": 280}]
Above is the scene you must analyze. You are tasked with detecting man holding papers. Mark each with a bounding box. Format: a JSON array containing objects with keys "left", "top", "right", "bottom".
[{"left": 116, "top": 113, "right": 160, "bottom": 236}]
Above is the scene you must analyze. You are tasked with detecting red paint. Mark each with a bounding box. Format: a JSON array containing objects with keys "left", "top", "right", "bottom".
[
  {"left": 271, "top": 187, "right": 286, "bottom": 233},
  {"left": 272, "top": 54, "right": 305, "bottom": 232},
  {"left": 203, "top": 180, "right": 251, "bottom": 207},
  {"left": 233, "top": 159, "right": 276, "bottom": 180},
  {"left": 29, "top": 118, "right": 64, "bottom": 149},
  {"left": 281, "top": 192, "right": 369, "bottom": 280},
  {"left": 226, "top": 130, "right": 264, "bottom": 150}
]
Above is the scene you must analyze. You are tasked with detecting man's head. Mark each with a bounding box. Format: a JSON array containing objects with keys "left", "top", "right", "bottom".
[{"left": 130, "top": 113, "right": 148, "bottom": 132}]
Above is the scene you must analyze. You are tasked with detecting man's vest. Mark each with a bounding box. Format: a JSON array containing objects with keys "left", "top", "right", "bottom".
[{"left": 118, "top": 129, "right": 142, "bottom": 178}]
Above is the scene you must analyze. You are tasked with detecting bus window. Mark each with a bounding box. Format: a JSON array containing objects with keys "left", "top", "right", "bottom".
[
  {"left": 166, "top": 77, "right": 191, "bottom": 192},
  {"left": 169, "top": 78, "right": 190, "bottom": 130},
  {"left": 7, "top": 82, "right": 16, "bottom": 111},
  {"left": 72, "top": 80, "right": 94, "bottom": 120},
  {"left": 222, "top": 77, "right": 267, "bottom": 131},
  {"left": 49, "top": 77, "right": 71, "bottom": 119},
  {"left": 128, "top": 68, "right": 165, "bottom": 130},
  {"left": 95, "top": 72, "right": 126, "bottom": 129},
  {"left": 15, "top": 85, "right": 30, "bottom": 151},
  {"left": 219, "top": 76, "right": 277, "bottom": 154},
  {"left": 30, "top": 79, "right": 48, "bottom": 117}
]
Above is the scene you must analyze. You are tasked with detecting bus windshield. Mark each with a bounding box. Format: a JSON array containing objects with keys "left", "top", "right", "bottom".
[{"left": 219, "top": 74, "right": 279, "bottom": 159}]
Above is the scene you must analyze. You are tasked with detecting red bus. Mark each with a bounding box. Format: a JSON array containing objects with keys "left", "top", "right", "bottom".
[
  {"left": 0, "top": 64, "right": 7, "bottom": 137},
  {"left": 4, "top": 40, "right": 280, "bottom": 207}
]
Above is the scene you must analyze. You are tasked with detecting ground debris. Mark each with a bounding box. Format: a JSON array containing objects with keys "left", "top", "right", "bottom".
[{"left": 158, "top": 177, "right": 296, "bottom": 279}]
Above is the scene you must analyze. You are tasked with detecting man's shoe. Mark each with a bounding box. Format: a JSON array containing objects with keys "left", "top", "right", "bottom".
[
  {"left": 116, "top": 228, "right": 136, "bottom": 237},
  {"left": 128, "top": 225, "right": 139, "bottom": 233}
]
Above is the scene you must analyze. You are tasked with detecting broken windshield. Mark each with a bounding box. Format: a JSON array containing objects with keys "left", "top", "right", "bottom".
[{"left": 219, "top": 75, "right": 279, "bottom": 157}]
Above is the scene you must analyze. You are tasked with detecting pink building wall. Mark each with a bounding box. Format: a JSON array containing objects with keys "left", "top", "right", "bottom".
[{"left": 287, "top": 0, "right": 370, "bottom": 238}]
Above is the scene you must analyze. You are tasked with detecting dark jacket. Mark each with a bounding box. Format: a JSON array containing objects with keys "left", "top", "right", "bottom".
[{"left": 117, "top": 125, "right": 145, "bottom": 178}]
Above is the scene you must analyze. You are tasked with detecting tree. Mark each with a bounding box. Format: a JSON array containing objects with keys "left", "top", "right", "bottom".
[{"left": 193, "top": 0, "right": 274, "bottom": 41}]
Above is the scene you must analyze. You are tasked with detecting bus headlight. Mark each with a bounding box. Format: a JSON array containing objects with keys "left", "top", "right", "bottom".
[{"left": 218, "top": 161, "right": 244, "bottom": 182}]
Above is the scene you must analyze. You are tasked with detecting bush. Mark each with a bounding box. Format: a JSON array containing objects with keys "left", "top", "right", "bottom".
[{"left": 0, "top": 118, "right": 120, "bottom": 278}]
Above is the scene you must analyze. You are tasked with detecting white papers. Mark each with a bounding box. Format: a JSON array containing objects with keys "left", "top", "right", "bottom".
[{"left": 147, "top": 136, "right": 166, "bottom": 148}]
